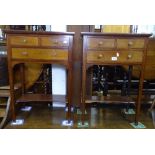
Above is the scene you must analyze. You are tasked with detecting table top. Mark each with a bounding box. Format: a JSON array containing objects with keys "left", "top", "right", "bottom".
[
  {"left": 81, "top": 32, "right": 152, "bottom": 37},
  {"left": 3, "top": 30, "right": 75, "bottom": 35}
]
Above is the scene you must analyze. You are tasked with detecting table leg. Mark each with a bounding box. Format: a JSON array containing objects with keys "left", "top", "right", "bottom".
[
  {"left": 135, "top": 69, "right": 144, "bottom": 124},
  {"left": 8, "top": 67, "right": 15, "bottom": 120},
  {"left": 67, "top": 68, "right": 72, "bottom": 122},
  {"left": 81, "top": 65, "right": 86, "bottom": 124}
]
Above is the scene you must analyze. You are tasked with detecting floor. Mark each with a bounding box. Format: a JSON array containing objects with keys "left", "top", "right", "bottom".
[{"left": 4, "top": 102, "right": 155, "bottom": 129}]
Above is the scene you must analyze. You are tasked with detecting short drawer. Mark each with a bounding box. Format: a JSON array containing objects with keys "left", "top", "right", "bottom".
[
  {"left": 117, "top": 39, "right": 145, "bottom": 49},
  {"left": 87, "top": 50, "right": 143, "bottom": 63},
  {"left": 11, "top": 48, "right": 68, "bottom": 61},
  {"left": 41, "top": 36, "right": 69, "bottom": 47},
  {"left": 10, "top": 36, "right": 39, "bottom": 46},
  {"left": 87, "top": 37, "right": 115, "bottom": 49}
]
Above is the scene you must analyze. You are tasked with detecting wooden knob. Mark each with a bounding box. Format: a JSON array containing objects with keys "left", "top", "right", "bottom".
[
  {"left": 98, "top": 41, "right": 103, "bottom": 45},
  {"left": 127, "top": 54, "right": 132, "bottom": 59},
  {"left": 98, "top": 54, "right": 103, "bottom": 59},
  {"left": 21, "top": 51, "right": 28, "bottom": 56},
  {"left": 52, "top": 51, "right": 57, "bottom": 56},
  {"left": 53, "top": 40, "right": 58, "bottom": 44},
  {"left": 63, "top": 40, "right": 68, "bottom": 44},
  {"left": 128, "top": 41, "right": 133, "bottom": 46},
  {"left": 23, "top": 39, "right": 27, "bottom": 43}
]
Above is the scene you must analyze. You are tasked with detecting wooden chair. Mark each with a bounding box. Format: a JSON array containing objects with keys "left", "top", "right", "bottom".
[
  {"left": 0, "top": 86, "right": 10, "bottom": 128},
  {"left": 0, "top": 84, "right": 21, "bottom": 128},
  {"left": 148, "top": 97, "right": 155, "bottom": 128}
]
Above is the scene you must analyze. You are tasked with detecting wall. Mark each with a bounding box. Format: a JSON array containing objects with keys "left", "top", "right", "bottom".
[{"left": 102, "top": 25, "right": 130, "bottom": 33}]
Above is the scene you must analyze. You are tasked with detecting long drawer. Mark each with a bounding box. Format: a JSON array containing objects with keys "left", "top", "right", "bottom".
[
  {"left": 87, "top": 50, "right": 143, "bottom": 64},
  {"left": 11, "top": 48, "right": 68, "bottom": 60}
]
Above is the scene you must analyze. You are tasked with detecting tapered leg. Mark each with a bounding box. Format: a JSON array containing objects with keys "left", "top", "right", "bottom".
[
  {"left": 81, "top": 65, "right": 86, "bottom": 124},
  {"left": 67, "top": 67, "right": 72, "bottom": 122},
  {"left": 8, "top": 66, "right": 15, "bottom": 120},
  {"left": 135, "top": 69, "right": 144, "bottom": 124}
]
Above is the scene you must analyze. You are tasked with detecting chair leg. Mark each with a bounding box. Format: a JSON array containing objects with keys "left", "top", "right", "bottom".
[
  {"left": 0, "top": 97, "right": 11, "bottom": 129},
  {"left": 148, "top": 98, "right": 155, "bottom": 112}
]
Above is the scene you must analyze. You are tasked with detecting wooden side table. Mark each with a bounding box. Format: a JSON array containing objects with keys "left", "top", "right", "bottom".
[
  {"left": 5, "top": 30, "right": 74, "bottom": 124},
  {"left": 81, "top": 32, "right": 152, "bottom": 126}
]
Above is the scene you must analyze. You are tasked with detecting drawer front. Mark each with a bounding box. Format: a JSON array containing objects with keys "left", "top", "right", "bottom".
[
  {"left": 10, "top": 36, "right": 39, "bottom": 46},
  {"left": 87, "top": 50, "right": 143, "bottom": 63},
  {"left": 117, "top": 39, "right": 145, "bottom": 49},
  {"left": 12, "top": 48, "right": 68, "bottom": 60},
  {"left": 87, "top": 38, "right": 115, "bottom": 49},
  {"left": 41, "top": 36, "right": 69, "bottom": 47}
]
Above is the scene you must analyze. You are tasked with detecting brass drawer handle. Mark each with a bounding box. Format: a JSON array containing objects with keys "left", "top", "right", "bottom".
[
  {"left": 21, "top": 51, "right": 28, "bottom": 56},
  {"left": 97, "top": 54, "right": 103, "bottom": 59},
  {"left": 127, "top": 54, "right": 132, "bottom": 59}
]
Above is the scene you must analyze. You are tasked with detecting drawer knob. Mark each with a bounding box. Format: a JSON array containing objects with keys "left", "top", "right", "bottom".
[
  {"left": 52, "top": 51, "right": 57, "bottom": 56},
  {"left": 63, "top": 40, "right": 68, "bottom": 44},
  {"left": 21, "top": 51, "right": 28, "bottom": 56},
  {"left": 127, "top": 54, "right": 132, "bottom": 59},
  {"left": 98, "top": 54, "right": 103, "bottom": 59},
  {"left": 128, "top": 41, "right": 133, "bottom": 46},
  {"left": 98, "top": 41, "right": 103, "bottom": 45},
  {"left": 23, "top": 39, "right": 27, "bottom": 43},
  {"left": 53, "top": 40, "right": 58, "bottom": 44}
]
